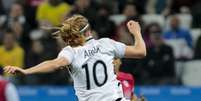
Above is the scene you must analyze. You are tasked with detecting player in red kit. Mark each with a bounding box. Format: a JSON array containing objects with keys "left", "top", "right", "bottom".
[
  {"left": 114, "top": 58, "right": 145, "bottom": 101},
  {"left": 0, "top": 68, "right": 19, "bottom": 101},
  {"left": 117, "top": 72, "right": 135, "bottom": 100}
]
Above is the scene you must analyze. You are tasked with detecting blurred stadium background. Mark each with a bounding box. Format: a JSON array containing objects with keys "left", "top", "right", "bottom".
[{"left": 0, "top": 0, "right": 201, "bottom": 101}]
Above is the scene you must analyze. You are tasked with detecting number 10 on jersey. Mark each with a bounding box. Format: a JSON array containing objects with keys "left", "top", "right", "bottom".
[{"left": 82, "top": 60, "right": 108, "bottom": 90}]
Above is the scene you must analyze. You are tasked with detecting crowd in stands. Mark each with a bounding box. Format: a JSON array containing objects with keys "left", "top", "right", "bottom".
[{"left": 0, "top": 0, "right": 201, "bottom": 86}]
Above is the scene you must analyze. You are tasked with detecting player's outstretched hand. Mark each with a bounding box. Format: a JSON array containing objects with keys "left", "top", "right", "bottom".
[
  {"left": 4, "top": 66, "right": 27, "bottom": 75},
  {"left": 127, "top": 20, "right": 141, "bottom": 35}
]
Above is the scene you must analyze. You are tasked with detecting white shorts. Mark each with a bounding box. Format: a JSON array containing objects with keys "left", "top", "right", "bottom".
[{"left": 75, "top": 81, "right": 128, "bottom": 101}]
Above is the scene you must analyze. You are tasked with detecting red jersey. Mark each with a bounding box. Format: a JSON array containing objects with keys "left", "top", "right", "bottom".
[
  {"left": 117, "top": 72, "right": 135, "bottom": 100},
  {"left": 0, "top": 79, "right": 8, "bottom": 101}
]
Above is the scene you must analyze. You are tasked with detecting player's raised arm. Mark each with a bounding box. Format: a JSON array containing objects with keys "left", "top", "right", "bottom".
[
  {"left": 124, "top": 20, "right": 146, "bottom": 58},
  {"left": 4, "top": 57, "right": 69, "bottom": 75}
]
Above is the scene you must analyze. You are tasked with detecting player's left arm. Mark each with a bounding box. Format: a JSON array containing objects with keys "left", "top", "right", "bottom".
[{"left": 4, "top": 57, "right": 69, "bottom": 75}]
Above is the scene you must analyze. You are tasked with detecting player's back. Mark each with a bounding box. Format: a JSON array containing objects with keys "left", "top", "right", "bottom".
[{"left": 58, "top": 38, "right": 126, "bottom": 101}]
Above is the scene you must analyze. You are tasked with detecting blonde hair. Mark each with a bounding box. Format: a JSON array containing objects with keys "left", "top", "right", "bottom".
[{"left": 52, "top": 15, "right": 90, "bottom": 47}]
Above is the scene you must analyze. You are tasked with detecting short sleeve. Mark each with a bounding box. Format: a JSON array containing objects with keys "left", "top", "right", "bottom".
[
  {"left": 109, "top": 39, "right": 126, "bottom": 58},
  {"left": 58, "top": 46, "right": 74, "bottom": 63}
]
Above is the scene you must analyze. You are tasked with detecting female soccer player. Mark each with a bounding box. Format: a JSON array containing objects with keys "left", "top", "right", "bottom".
[{"left": 4, "top": 15, "right": 146, "bottom": 101}]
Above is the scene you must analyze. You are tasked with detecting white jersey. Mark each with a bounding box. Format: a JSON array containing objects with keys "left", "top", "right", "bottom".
[{"left": 58, "top": 38, "right": 127, "bottom": 101}]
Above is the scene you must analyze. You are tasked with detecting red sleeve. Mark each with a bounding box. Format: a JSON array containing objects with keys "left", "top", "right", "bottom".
[{"left": 117, "top": 72, "right": 135, "bottom": 99}]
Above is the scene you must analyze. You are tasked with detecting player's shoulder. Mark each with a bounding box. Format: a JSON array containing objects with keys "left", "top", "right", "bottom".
[
  {"left": 58, "top": 46, "right": 75, "bottom": 63},
  {"left": 98, "top": 38, "right": 115, "bottom": 43},
  {"left": 98, "top": 38, "right": 112, "bottom": 41},
  {"left": 97, "top": 38, "right": 113, "bottom": 46},
  {"left": 60, "top": 45, "right": 85, "bottom": 55},
  {"left": 62, "top": 46, "right": 72, "bottom": 50},
  {"left": 60, "top": 46, "right": 74, "bottom": 53}
]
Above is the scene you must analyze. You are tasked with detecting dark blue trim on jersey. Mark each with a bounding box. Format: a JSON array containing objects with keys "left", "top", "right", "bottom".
[{"left": 86, "top": 37, "right": 93, "bottom": 42}]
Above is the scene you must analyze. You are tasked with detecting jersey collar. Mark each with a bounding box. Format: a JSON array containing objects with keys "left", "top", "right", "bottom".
[{"left": 85, "top": 36, "right": 94, "bottom": 44}]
